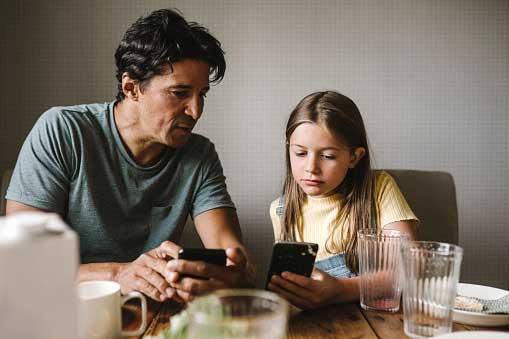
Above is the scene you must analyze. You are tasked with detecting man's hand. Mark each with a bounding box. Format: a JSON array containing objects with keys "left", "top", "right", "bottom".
[
  {"left": 164, "top": 247, "right": 252, "bottom": 302},
  {"left": 114, "top": 241, "right": 183, "bottom": 302}
]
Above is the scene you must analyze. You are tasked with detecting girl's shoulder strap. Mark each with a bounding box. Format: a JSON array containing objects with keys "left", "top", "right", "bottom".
[{"left": 275, "top": 195, "right": 285, "bottom": 218}]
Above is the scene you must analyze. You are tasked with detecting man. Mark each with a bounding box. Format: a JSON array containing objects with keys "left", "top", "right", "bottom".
[{"left": 6, "top": 8, "right": 252, "bottom": 302}]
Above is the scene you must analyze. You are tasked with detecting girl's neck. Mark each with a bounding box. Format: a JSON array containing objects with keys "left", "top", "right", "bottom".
[{"left": 305, "top": 192, "right": 343, "bottom": 203}]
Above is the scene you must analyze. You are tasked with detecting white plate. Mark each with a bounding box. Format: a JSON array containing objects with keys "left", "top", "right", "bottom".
[
  {"left": 433, "top": 331, "right": 509, "bottom": 338},
  {"left": 453, "top": 283, "right": 509, "bottom": 327}
]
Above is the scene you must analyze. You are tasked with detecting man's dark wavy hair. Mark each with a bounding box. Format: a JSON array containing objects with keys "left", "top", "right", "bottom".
[{"left": 114, "top": 8, "right": 226, "bottom": 101}]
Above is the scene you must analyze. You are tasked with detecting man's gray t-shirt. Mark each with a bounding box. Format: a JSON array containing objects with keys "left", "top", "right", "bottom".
[{"left": 6, "top": 101, "right": 235, "bottom": 263}]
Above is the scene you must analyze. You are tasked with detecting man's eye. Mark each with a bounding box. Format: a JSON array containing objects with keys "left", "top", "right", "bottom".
[
  {"left": 171, "top": 91, "right": 188, "bottom": 98},
  {"left": 294, "top": 152, "right": 306, "bottom": 157},
  {"left": 200, "top": 92, "right": 208, "bottom": 98}
]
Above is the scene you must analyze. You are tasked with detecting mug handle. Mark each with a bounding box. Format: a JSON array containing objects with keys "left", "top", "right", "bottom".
[{"left": 120, "top": 291, "right": 147, "bottom": 337}]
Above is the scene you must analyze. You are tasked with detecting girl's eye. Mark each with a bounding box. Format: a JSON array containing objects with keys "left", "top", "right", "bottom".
[
  {"left": 321, "top": 154, "right": 335, "bottom": 160},
  {"left": 294, "top": 152, "right": 306, "bottom": 157}
]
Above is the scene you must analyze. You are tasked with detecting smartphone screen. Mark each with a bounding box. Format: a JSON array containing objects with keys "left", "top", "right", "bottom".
[
  {"left": 265, "top": 241, "right": 318, "bottom": 288},
  {"left": 177, "top": 248, "right": 227, "bottom": 266},
  {"left": 177, "top": 248, "right": 227, "bottom": 279}
]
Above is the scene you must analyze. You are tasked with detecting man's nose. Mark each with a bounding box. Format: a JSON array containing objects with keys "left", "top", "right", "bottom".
[{"left": 185, "top": 96, "right": 203, "bottom": 120}]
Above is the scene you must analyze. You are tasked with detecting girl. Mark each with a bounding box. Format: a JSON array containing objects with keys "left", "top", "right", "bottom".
[{"left": 267, "top": 91, "right": 418, "bottom": 310}]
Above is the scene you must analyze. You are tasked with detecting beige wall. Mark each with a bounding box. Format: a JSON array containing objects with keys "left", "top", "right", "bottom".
[{"left": 1, "top": 0, "right": 508, "bottom": 288}]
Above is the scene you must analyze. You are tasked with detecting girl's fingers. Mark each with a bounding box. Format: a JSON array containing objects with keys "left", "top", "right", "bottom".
[
  {"left": 310, "top": 267, "right": 326, "bottom": 280},
  {"left": 281, "top": 271, "right": 315, "bottom": 288},
  {"left": 270, "top": 274, "right": 311, "bottom": 298},
  {"left": 267, "top": 282, "right": 311, "bottom": 309}
]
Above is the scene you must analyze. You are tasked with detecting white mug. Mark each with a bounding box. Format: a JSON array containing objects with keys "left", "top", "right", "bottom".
[{"left": 78, "top": 281, "right": 147, "bottom": 339}]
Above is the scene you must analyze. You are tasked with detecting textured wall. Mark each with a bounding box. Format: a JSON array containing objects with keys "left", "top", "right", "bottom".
[{"left": 1, "top": 0, "right": 508, "bottom": 288}]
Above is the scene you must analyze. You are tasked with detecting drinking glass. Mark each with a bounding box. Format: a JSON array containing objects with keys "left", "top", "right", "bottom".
[
  {"left": 357, "top": 228, "right": 407, "bottom": 312},
  {"left": 187, "top": 289, "right": 288, "bottom": 339},
  {"left": 401, "top": 241, "right": 463, "bottom": 339}
]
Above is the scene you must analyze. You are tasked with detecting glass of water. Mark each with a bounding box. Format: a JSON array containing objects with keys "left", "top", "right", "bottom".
[
  {"left": 401, "top": 241, "right": 463, "bottom": 339},
  {"left": 357, "top": 228, "right": 408, "bottom": 312},
  {"left": 187, "top": 289, "right": 289, "bottom": 339}
]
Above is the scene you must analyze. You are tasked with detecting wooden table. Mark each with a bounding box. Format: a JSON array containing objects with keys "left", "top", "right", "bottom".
[{"left": 124, "top": 299, "right": 509, "bottom": 338}]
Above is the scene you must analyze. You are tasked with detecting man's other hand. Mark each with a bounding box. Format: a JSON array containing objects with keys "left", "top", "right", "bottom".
[
  {"left": 114, "top": 241, "right": 183, "bottom": 302},
  {"left": 163, "top": 247, "right": 253, "bottom": 302}
]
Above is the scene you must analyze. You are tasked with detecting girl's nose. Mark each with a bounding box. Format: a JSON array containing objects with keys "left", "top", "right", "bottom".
[{"left": 305, "top": 156, "right": 320, "bottom": 174}]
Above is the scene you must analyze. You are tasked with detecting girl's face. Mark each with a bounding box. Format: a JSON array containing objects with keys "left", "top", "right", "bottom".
[{"left": 289, "top": 122, "right": 364, "bottom": 198}]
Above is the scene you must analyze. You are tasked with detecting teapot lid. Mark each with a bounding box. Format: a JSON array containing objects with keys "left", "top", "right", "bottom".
[{"left": 0, "top": 212, "right": 68, "bottom": 244}]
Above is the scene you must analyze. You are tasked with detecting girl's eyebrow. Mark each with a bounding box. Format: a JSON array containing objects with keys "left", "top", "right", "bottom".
[{"left": 290, "top": 143, "right": 342, "bottom": 151}]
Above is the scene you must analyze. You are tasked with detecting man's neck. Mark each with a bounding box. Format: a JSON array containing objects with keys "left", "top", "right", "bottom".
[{"left": 113, "top": 100, "right": 165, "bottom": 167}]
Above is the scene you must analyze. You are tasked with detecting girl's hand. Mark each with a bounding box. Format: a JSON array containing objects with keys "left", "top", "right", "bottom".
[{"left": 267, "top": 267, "right": 342, "bottom": 310}]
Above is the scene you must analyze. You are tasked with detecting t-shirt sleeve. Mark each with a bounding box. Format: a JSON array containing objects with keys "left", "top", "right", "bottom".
[
  {"left": 269, "top": 199, "right": 282, "bottom": 241},
  {"left": 5, "top": 108, "right": 75, "bottom": 214},
  {"left": 375, "top": 171, "right": 420, "bottom": 228},
  {"left": 190, "top": 142, "right": 235, "bottom": 218}
]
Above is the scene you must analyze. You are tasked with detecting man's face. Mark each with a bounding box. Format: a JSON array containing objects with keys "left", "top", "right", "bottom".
[{"left": 136, "top": 59, "right": 210, "bottom": 148}]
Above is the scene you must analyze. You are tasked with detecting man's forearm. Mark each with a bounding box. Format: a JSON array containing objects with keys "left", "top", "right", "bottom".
[{"left": 79, "top": 262, "right": 126, "bottom": 282}]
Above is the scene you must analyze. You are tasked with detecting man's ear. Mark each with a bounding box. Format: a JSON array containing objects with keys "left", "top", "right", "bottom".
[
  {"left": 348, "top": 147, "right": 366, "bottom": 168},
  {"left": 121, "top": 72, "right": 140, "bottom": 100}
]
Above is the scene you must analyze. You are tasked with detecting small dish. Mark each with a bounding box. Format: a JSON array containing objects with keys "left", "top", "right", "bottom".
[
  {"left": 432, "top": 331, "right": 509, "bottom": 338},
  {"left": 453, "top": 283, "right": 509, "bottom": 327}
]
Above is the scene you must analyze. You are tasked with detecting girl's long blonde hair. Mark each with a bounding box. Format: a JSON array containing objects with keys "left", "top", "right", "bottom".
[{"left": 280, "top": 91, "right": 374, "bottom": 272}]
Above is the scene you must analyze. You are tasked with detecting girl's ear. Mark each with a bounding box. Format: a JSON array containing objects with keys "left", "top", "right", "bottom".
[
  {"left": 121, "top": 72, "right": 140, "bottom": 101},
  {"left": 348, "top": 147, "right": 366, "bottom": 168}
]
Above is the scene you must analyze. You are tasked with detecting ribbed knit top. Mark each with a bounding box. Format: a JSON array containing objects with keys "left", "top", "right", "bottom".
[{"left": 270, "top": 171, "right": 419, "bottom": 260}]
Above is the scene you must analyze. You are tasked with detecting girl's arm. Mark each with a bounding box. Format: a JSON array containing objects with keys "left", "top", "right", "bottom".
[
  {"left": 334, "top": 276, "right": 360, "bottom": 303},
  {"left": 383, "top": 220, "right": 418, "bottom": 240}
]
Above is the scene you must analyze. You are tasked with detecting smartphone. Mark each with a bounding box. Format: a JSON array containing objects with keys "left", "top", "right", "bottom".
[
  {"left": 177, "top": 248, "right": 227, "bottom": 279},
  {"left": 265, "top": 241, "right": 319, "bottom": 289}
]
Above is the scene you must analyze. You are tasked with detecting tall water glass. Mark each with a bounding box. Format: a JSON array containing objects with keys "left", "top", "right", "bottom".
[
  {"left": 187, "top": 289, "right": 289, "bottom": 339},
  {"left": 401, "top": 241, "right": 463, "bottom": 339},
  {"left": 357, "top": 229, "right": 407, "bottom": 312}
]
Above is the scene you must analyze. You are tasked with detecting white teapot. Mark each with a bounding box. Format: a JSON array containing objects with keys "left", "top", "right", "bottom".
[{"left": 0, "top": 212, "right": 79, "bottom": 339}]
